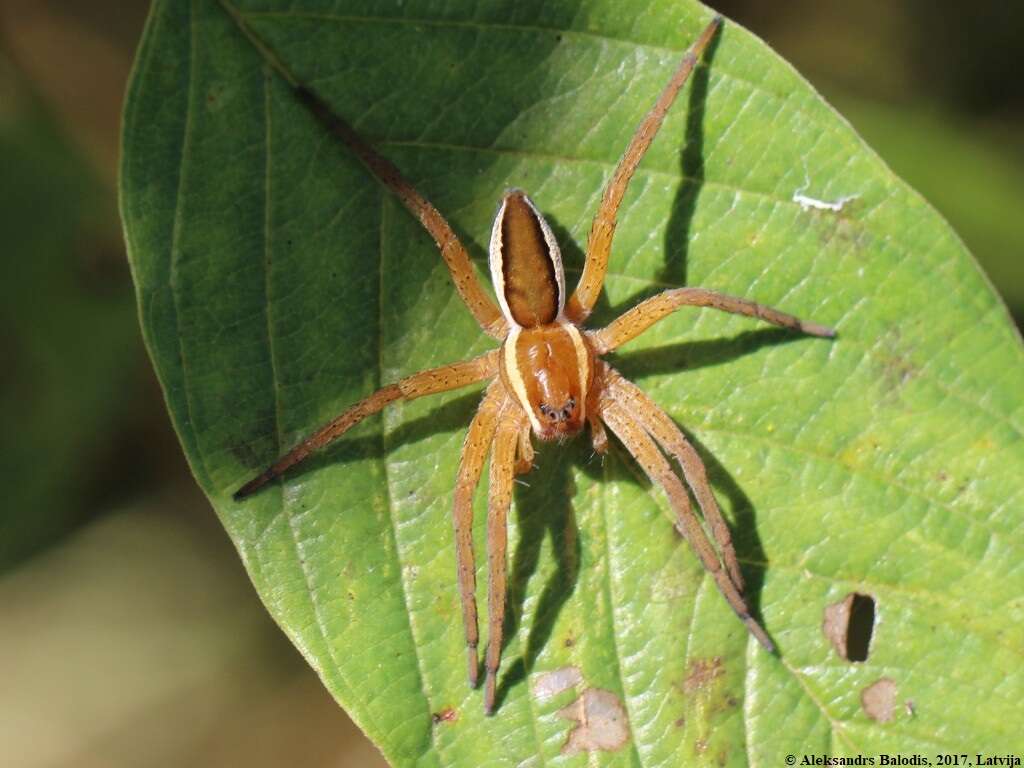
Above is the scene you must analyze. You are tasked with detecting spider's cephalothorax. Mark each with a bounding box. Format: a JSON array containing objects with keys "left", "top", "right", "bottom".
[{"left": 235, "top": 16, "right": 836, "bottom": 715}]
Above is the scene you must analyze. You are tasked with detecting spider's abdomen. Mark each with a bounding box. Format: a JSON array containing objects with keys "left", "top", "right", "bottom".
[
  {"left": 500, "top": 322, "right": 594, "bottom": 441},
  {"left": 488, "top": 190, "right": 566, "bottom": 329}
]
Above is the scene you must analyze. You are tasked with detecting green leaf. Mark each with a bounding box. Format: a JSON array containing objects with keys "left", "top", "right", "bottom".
[{"left": 121, "top": 0, "right": 1024, "bottom": 764}]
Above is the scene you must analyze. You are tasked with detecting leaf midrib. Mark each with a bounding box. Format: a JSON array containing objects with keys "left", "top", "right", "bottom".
[{"left": 377, "top": 194, "right": 443, "bottom": 766}]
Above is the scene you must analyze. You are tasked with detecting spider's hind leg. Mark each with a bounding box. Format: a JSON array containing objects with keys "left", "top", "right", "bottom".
[
  {"left": 483, "top": 405, "right": 524, "bottom": 714},
  {"left": 601, "top": 366, "right": 744, "bottom": 592},
  {"left": 597, "top": 387, "right": 773, "bottom": 652},
  {"left": 452, "top": 380, "right": 506, "bottom": 689}
]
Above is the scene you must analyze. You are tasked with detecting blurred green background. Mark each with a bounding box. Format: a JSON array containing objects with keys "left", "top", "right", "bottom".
[{"left": 1, "top": 2, "right": 1021, "bottom": 765}]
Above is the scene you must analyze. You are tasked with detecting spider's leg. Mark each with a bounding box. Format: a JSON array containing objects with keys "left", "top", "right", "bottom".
[
  {"left": 591, "top": 287, "right": 835, "bottom": 354},
  {"left": 602, "top": 364, "right": 743, "bottom": 591},
  {"left": 453, "top": 380, "right": 506, "bottom": 688},
  {"left": 294, "top": 90, "right": 507, "bottom": 339},
  {"left": 514, "top": 422, "right": 534, "bottom": 476},
  {"left": 484, "top": 405, "right": 523, "bottom": 714},
  {"left": 234, "top": 351, "right": 499, "bottom": 499},
  {"left": 599, "top": 397, "right": 774, "bottom": 652},
  {"left": 566, "top": 16, "right": 722, "bottom": 323}
]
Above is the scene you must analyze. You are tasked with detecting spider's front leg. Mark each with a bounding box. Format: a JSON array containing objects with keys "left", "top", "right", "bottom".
[{"left": 567, "top": 16, "right": 722, "bottom": 324}]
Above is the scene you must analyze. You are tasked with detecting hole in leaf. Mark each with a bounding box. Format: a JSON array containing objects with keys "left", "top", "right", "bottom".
[
  {"left": 846, "top": 593, "right": 876, "bottom": 661},
  {"left": 822, "top": 592, "right": 876, "bottom": 661}
]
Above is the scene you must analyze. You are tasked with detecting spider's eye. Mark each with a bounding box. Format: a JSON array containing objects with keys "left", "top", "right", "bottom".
[{"left": 554, "top": 396, "right": 575, "bottom": 420}]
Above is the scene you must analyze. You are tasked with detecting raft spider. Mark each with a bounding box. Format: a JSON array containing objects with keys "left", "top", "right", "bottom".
[{"left": 235, "top": 16, "right": 835, "bottom": 714}]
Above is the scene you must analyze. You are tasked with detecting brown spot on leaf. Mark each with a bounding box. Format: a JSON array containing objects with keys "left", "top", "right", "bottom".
[
  {"left": 431, "top": 707, "right": 457, "bottom": 724},
  {"left": 651, "top": 561, "right": 697, "bottom": 603},
  {"left": 531, "top": 666, "right": 582, "bottom": 701},
  {"left": 814, "top": 213, "right": 872, "bottom": 253},
  {"left": 874, "top": 329, "right": 918, "bottom": 396},
  {"left": 558, "top": 688, "right": 630, "bottom": 755},
  {"left": 683, "top": 657, "right": 725, "bottom": 693},
  {"left": 823, "top": 593, "right": 875, "bottom": 661},
  {"left": 861, "top": 678, "right": 897, "bottom": 722}
]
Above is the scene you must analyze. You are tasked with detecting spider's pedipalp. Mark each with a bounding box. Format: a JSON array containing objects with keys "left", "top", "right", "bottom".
[
  {"left": 484, "top": 403, "right": 524, "bottom": 715},
  {"left": 588, "top": 412, "right": 609, "bottom": 455},
  {"left": 515, "top": 422, "right": 534, "bottom": 476},
  {"left": 567, "top": 16, "right": 722, "bottom": 323},
  {"left": 598, "top": 395, "right": 774, "bottom": 653},
  {"left": 453, "top": 380, "right": 507, "bottom": 688}
]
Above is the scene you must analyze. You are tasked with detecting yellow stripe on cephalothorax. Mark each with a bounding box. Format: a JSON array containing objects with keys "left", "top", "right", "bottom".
[
  {"left": 502, "top": 326, "right": 545, "bottom": 434},
  {"left": 503, "top": 321, "right": 592, "bottom": 437},
  {"left": 561, "top": 322, "right": 591, "bottom": 422}
]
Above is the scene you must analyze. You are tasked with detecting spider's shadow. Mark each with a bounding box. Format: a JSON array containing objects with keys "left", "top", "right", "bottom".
[
  {"left": 662, "top": 19, "right": 720, "bottom": 288},
  {"left": 491, "top": 349, "right": 773, "bottom": 708},
  {"left": 285, "top": 389, "right": 487, "bottom": 477},
  {"left": 272, "top": 329, "right": 788, "bottom": 714},
  {"left": 493, "top": 27, "right": 779, "bottom": 702},
  {"left": 549, "top": 22, "right": 720, "bottom": 324},
  {"left": 261, "top": 21, "right": 784, "bottom": 707},
  {"left": 493, "top": 440, "right": 582, "bottom": 708}
]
